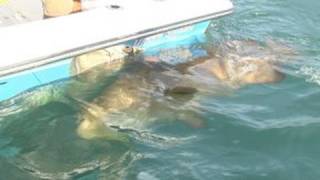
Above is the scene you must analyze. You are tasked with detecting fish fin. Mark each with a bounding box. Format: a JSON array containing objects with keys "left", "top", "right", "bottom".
[{"left": 66, "top": 96, "right": 129, "bottom": 142}]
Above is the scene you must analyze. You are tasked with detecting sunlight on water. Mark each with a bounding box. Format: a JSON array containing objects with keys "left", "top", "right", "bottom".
[{"left": 298, "top": 66, "right": 320, "bottom": 86}]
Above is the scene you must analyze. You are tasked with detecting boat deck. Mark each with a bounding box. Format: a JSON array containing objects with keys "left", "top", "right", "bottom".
[{"left": 0, "top": 0, "right": 43, "bottom": 27}]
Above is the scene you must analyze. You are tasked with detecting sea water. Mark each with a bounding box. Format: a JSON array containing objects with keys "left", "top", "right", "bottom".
[{"left": 1, "top": 0, "right": 320, "bottom": 179}]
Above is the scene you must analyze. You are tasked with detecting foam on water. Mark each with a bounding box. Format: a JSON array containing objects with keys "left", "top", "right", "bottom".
[{"left": 298, "top": 66, "right": 320, "bottom": 86}]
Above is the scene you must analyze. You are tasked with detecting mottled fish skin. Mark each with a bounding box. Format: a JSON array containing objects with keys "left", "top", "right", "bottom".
[
  {"left": 178, "top": 40, "right": 295, "bottom": 87},
  {"left": 75, "top": 57, "right": 208, "bottom": 139}
]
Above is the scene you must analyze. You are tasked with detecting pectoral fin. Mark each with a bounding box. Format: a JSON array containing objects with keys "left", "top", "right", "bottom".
[{"left": 77, "top": 118, "right": 129, "bottom": 143}]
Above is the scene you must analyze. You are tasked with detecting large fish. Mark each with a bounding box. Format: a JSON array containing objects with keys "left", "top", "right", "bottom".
[{"left": 74, "top": 39, "right": 295, "bottom": 140}]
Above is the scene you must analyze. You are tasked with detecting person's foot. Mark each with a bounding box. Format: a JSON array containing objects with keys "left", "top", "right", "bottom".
[
  {"left": 43, "top": 0, "right": 74, "bottom": 17},
  {"left": 73, "top": 0, "right": 82, "bottom": 13}
]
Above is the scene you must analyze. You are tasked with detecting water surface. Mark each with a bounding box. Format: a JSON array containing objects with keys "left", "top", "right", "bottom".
[{"left": 1, "top": 0, "right": 320, "bottom": 179}]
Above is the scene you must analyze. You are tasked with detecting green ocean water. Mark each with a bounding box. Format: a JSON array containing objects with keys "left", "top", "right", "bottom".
[{"left": 1, "top": 0, "right": 320, "bottom": 179}]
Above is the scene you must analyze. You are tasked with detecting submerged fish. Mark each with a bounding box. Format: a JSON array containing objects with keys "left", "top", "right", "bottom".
[
  {"left": 0, "top": 40, "right": 295, "bottom": 142},
  {"left": 74, "top": 39, "right": 296, "bottom": 140},
  {"left": 176, "top": 39, "right": 295, "bottom": 87},
  {"left": 75, "top": 60, "right": 205, "bottom": 140}
]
